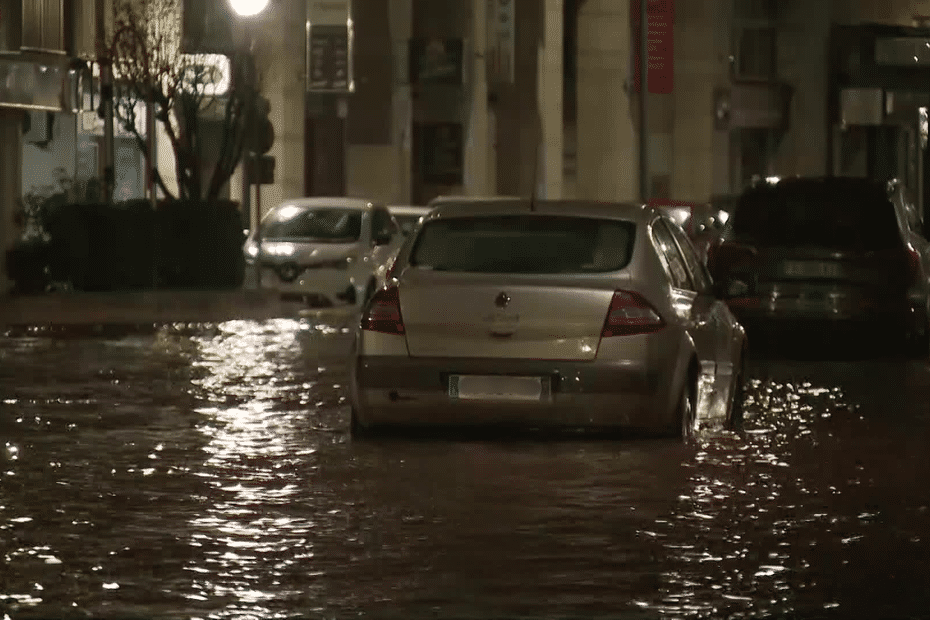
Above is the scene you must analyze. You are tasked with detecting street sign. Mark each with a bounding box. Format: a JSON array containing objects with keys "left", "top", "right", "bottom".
[
  {"left": 631, "top": 0, "right": 675, "bottom": 94},
  {"left": 307, "top": 24, "right": 351, "bottom": 92}
]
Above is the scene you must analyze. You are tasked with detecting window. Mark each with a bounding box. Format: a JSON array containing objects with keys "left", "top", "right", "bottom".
[
  {"left": 734, "top": 27, "right": 777, "bottom": 79},
  {"left": 651, "top": 220, "right": 694, "bottom": 290},
  {"left": 662, "top": 219, "right": 712, "bottom": 294},
  {"left": 371, "top": 207, "right": 397, "bottom": 241},
  {"left": 263, "top": 206, "right": 363, "bottom": 242},
  {"left": 410, "top": 216, "right": 636, "bottom": 274}
]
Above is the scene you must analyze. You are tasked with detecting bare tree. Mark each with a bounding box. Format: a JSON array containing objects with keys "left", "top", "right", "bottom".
[{"left": 107, "top": 0, "right": 259, "bottom": 202}]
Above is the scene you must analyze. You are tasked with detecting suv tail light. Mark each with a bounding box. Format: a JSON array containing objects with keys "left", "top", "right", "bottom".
[
  {"left": 362, "top": 286, "right": 405, "bottom": 334},
  {"left": 601, "top": 290, "right": 665, "bottom": 337}
]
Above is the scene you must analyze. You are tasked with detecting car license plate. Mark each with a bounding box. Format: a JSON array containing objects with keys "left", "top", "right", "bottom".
[
  {"left": 450, "top": 375, "right": 546, "bottom": 401},
  {"left": 782, "top": 261, "right": 841, "bottom": 279}
]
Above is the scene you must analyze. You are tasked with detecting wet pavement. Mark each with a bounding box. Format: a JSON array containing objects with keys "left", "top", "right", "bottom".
[{"left": 1, "top": 316, "right": 929, "bottom": 619}]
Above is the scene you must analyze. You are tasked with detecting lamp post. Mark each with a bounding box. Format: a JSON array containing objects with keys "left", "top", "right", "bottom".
[{"left": 229, "top": 0, "right": 270, "bottom": 288}]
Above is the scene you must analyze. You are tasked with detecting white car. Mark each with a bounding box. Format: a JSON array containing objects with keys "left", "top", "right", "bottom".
[
  {"left": 243, "top": 198, "right": 404, "bottom": 307},
  {"left": 387, "top": 205, "right": 432, "bottom": 237}
]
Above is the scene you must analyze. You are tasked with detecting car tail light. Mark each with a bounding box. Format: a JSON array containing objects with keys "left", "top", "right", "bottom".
[
  {"left": 601, "top": 290, "right": 665, "bottom": 337},
  {"left": 362, "top": 286, "right": 405, "bottom": 334}
]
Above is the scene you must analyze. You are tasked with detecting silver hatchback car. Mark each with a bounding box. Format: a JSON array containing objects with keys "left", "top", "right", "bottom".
[{"left": 349, "top": 199, "right": 748, "bottom": 438}]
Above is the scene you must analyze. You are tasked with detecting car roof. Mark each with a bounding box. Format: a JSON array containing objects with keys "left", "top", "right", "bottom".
[
  {"left": 274, "top": 197, "right": 378, "bottom": 211},
  {"left": 745, "top": 175, "right": 889, "bottom": 194},
  {"left": 424, "top": 199, "right": 654, "bottom": 224},
  {"left": 388, "top": 205, "right": 432, "bottom": 216},
  {"left": 427, "top": 194, "right": 522, "bottom": 207}
]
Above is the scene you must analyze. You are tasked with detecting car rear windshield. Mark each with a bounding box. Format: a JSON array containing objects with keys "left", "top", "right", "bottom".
[
  {"left": 410, "top": 215, "right": 635, "bottom": 274},
  {"left": 262, "top": 206, "right": 362, "bottom": 242},
  {"left": 730, "top": 184, "right": 901, "bottom": 250}
]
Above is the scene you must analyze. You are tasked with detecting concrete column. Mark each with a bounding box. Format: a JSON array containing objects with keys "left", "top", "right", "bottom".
[
  {"left": 771, "top": 1, "right": 830, "bottom": 177},
  {"left": 537, "top": 0, "right": 563, "bottom": 199},
  {"left": 670, "top": 1, "right": 718, "bottom": 200},
  {"left": 0, "top": 109, "right": 23, "bottom": 294},
  {"left": 576, "top": 0, "right": 636, "bottom": 202},
  {"left": 390, "top": 0, "right": 413, "bottom": 204},
  {"left": 464, "top": 0, "right": 491, "bottom": 195}
]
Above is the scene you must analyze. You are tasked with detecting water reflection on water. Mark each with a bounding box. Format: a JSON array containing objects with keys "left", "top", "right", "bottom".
[{"left": 1, "top": 319, "right": 929, "bottom": 619}]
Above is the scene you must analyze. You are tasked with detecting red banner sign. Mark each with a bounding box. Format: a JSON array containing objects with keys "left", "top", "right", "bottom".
[{"left": 631, "top": 0, "right": 675, "bottom": 94}]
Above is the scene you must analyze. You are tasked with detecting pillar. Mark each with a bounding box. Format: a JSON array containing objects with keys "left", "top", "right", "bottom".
[
  {"left": 391, "top": 0, "right": 413, "bottom": 203},
  {"left": 575, "top": 0, "right": 636, "bottom": 201},
  {"left": 0, "top": 109, "right": 23, "bottom": 294},
  {"left": 537, "top": 0, "right": 563, "bottom": 199},
  {"left": 464, "top": 0, "right": 491, "bottom": 195}
]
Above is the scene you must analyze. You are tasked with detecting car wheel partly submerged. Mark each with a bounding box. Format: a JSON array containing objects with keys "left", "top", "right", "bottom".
[
  {"left": 350, "top": 406, "right": 378, "bottom": 439},
  {"left": 676, "top": 384, "right": 696, "bottom": 441},
  {"left": 728, "top": 370, "right": 746, "bottom": 431}
]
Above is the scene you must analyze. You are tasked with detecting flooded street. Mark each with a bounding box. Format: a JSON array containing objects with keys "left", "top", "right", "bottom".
[{"left": 2, "top": 317, "right": 930, "bottom": 619}]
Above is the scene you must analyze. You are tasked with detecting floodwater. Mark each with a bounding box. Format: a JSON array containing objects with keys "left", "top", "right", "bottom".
[{"left": 1, "top": 318, "right": 929, "bottom": 619}]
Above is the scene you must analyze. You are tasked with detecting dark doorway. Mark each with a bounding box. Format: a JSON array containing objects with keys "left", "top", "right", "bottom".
[{"left": 304, "top": 105, "right": 346, "bottom": 197}]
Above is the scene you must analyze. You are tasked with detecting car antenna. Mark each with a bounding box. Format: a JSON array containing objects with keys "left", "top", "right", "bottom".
[{"left": 529, "top": 139, "right": 541, "bottom": 212}]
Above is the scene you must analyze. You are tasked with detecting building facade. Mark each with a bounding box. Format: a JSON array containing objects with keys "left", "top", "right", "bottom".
[{"left": 6, "top": 0, "right": 930, "bottom": 293}]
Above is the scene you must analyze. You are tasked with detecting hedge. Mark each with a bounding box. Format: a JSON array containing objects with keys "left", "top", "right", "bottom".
[{"left": 6, "top": 199, "right": 246, "bottom": 293}]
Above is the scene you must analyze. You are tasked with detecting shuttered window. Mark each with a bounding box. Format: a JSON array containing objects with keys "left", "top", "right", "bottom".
[{"left": 22, "top": 0, "right": 65, "bottom": 53}]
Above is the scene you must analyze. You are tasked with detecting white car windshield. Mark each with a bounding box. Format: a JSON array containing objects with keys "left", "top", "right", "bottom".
[{"left": 262, "top": 207, "right": 363, "bottom": 242}]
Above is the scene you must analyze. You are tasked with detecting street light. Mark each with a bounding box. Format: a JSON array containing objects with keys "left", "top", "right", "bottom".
[
  {"left": 229, "top": 0, "right": 270, "bottom": 17},
  {"left": 228, "top": 0, "right": 270, "bottom": 288}
]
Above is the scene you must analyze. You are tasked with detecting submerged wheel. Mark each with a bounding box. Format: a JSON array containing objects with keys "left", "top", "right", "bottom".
[
  {"left": 676, "top": 383, "right": 696, "bottom": 441},
  {"left": 728, "top": 370, "right": 746, "bottom": 431},
  {"left": 350, "top": 406, "right": 378, "bottom": 439}
]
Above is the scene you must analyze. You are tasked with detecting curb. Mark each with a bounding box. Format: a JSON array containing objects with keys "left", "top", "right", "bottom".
[{"left": 0, "top": 290, "right": 290, "bottom": 328}]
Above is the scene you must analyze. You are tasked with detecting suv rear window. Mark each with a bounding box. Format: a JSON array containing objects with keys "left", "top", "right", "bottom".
[
  {"left": 730, "top": 182, "right": 902, "bottom": 250},
  {"left": 410, "top": 215, "right": 635, "bottom": 274}
]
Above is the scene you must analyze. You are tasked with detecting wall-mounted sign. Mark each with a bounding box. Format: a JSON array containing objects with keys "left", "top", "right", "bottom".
[
  {"left": 0, "top": 57, "right": 70, "bottom": 112},
  {"left": 487, "top": 0, "right": 515, "bottom": 84},
  {"left": 307, "top": 24, "right": 351, "bottom": 92},
  {"left": 630, "top": 0, "right": 675, "bottom": 94},
  {"left": 309, "top": 0, "right": 350, "bottom": 25},
  {"left": 409, "top": 38, "right": 464, "bottom": 86}
]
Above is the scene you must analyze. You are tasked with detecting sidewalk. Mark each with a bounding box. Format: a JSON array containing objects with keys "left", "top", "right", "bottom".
[{"left": 0, "top": 289, "right": 293, "bottom": 327}]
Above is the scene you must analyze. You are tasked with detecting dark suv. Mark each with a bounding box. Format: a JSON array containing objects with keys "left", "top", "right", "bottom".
[{"left": 707, "top": 176, "right": 930, "bottom": 356}]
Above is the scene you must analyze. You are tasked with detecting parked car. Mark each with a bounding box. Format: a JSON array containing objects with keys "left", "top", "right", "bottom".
[
  {"left": 243, "top": 198, "right": 404, "bottom": 307},
  {"left": 650, "top": 199, "right": 730, "bottom": 264},
  {"left": 707, "top": 176, "right": 930, "bottom": 356},
  {"left": 388, "top": 205, "right": 432, "bottom": 237},
  {"left": 349, "top": 198, "right": 748, "bottom": 438}
]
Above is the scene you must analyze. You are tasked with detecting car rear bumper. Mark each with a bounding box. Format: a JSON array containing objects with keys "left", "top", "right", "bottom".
[{"left": 350, "top": 355, "right": 676, "bottom": 432}]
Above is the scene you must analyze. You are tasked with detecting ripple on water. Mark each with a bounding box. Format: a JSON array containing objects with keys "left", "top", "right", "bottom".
[{"left": 2, "top": 324, "right": 930, "bottom": 618}]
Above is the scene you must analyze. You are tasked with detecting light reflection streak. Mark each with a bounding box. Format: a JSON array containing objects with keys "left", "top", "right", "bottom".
[
  {"left": 171, "top": 319, "right": 328, "bottom": 617},
  {"left": 640, "top": 377, "right": 858, "bottom": 618}
]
